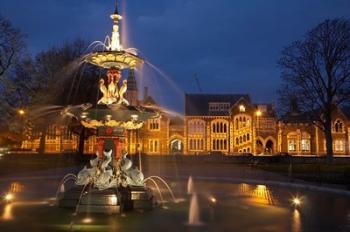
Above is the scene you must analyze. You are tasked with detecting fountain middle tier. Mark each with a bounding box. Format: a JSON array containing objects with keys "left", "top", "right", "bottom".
[{"left": 64, "top": 103, "right": 159, "bottom": 129}]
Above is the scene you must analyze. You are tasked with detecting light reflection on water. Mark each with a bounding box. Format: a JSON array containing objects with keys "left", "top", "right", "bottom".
[
  {"left": 239, "top": 183, "right": 276, "bottom": 206},
  {"left": 1, "top": 179, "right": 350, "bottom": 231},
  {"left": 292, "top": 209, "right": 301, "bottom": 232},
  {"left": 2, "top": 203, "right": 13, "bottom": 221}
]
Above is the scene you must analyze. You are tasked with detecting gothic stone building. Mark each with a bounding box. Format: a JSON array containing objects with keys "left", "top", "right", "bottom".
[
  {"left": 184, "top": 94, "right": 277, "bottom": 155},
  {"left": 21, "top": 75, "right": 350, "bottom": 156}
]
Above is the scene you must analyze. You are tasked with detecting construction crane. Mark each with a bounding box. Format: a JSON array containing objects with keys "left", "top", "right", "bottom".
[{"left": 193, "top": 74, "right": 202, "bottom": 93}]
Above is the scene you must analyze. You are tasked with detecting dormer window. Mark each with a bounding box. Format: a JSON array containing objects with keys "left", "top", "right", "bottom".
[{"left": 209, "top": 102, "right": 230, "bottom": 112}]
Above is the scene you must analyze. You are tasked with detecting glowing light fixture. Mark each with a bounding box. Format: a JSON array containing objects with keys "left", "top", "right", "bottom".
[
  {"left": 4, "top": 193, "right": 14, "bottom": 202},
  {"left": 209, "top": 196, "right": 217, "bottom": 203},
  {"left": 239, "top": 105, "right": 246, "bottom": 112},
  {"left": 255, "top": 110, "right": 262, "bottom": 117},
  {"left": 18, "top": 109, "right": 25, "bottom": 115},
  {"left": 82, "top": 217, "right": 93, "bottom": 224},
  {"left": 292, "top": 197, "right": 302, "bottom": 207},
  {"left": 110, "top": 195, "right": 117, "bottom": 205},
  {"left": 131, "top": 114, "right": 138, "bottom": 121}
]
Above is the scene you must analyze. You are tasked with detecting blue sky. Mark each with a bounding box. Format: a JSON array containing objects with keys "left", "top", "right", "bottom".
[{"left": 1, "top": 0, "right": 349, "bottom": 112}]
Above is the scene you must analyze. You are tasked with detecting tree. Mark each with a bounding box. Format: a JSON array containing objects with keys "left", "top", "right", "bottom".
[
  {"left": 27, "top": 39, "right": 99, "bottom": 155},
  {"left": 0, "top": 15, "right": 25, "bottom": 77},
  {"left": 278, "top": 19, "right": 350, "bottom": 161},
  {"left": 0, "top": 16, "right": 28, "bottom": 136}
]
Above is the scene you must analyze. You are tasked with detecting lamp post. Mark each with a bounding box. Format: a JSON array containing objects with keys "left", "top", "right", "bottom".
[{"left": 255, "top": 110, "right": 262, "bottom": 154}]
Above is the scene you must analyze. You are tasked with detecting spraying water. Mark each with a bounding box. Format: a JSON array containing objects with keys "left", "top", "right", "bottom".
[
  {"left": 188, "top": 193, "right": 202, "bottom": 226},
  {"left": 187, "top": 176, "right": 194, "bottom": 195}
]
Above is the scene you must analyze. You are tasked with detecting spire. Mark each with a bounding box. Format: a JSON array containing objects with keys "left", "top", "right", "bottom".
[
  {"left": 113, "top": 0, "right": 119, "bottom": 15},
  {"left": 127, "top": 69, "right": 137, "bottom": 91}
]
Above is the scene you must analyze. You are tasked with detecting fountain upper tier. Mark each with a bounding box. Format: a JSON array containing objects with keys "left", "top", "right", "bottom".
[{"left": 84, "top": 2, "right": 143, "bottom": 70}]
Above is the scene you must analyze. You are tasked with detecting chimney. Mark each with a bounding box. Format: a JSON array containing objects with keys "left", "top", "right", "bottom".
[{"left": 144, "top": 86, "right": 148, "bottom": 101}]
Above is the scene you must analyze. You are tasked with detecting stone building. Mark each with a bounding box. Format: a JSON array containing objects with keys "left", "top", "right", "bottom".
[
  {"left": 184, "top": 94, "right": 277, "bottom": 155},
  {"left": 21, "top": 85, "right": 350, "bottom": 156},
  {"left": 278, "top": 107, "right": 350, "bottom": 156}
]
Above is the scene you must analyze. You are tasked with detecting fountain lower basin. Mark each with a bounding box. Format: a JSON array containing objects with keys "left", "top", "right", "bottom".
[{"left": 58, "top": 186, "right": 153, "bottom": 214}]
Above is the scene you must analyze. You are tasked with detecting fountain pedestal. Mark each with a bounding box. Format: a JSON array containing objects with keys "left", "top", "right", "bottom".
[
  {"left": 58, "top": 122, "right": 155, "bottom": 214},
  {"left": 58, "top": 185, "right": 153, "bottom": 213}
]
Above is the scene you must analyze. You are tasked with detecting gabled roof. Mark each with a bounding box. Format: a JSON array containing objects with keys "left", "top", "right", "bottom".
[
  {"left": 279, "top": 111, "right": 313, "bottom": 123},
  {"left": 340, "top": 106, "right": 350, "bottom": 119},
  {"left": 142, "top": 96, "right": 157, "bottom": 106},
  {"left": 185, "top": 94, "right": 250, "bottom": 116}
]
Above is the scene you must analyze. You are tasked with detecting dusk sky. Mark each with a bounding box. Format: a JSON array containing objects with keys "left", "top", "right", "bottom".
[{"left": 1, "top": 0, "right": 349, "bottom": 113}]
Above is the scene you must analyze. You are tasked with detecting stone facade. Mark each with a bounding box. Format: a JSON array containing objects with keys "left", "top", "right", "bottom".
[{"left": 21, "top": 91, "right": 350, "bottom": 156}]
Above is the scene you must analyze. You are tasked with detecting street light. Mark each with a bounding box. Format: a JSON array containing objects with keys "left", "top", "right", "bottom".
[
  {"left": 17, "top": 109, "right": 25, "bottom": 116},
  {"left": 255, "top": 110, "right": 262, "bottom": 117}
]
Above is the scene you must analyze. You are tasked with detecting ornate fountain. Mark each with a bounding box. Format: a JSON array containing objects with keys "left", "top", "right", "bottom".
[{"left": 58, "top": 1, "right": 159, "bottom": 214}]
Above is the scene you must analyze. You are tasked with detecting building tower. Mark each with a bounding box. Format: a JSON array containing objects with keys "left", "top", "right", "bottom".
[{"left": 126, "top": 68, "right": 138, "bottom": 105}]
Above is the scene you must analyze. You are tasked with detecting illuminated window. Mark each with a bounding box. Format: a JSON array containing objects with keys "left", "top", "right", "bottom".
[
  {"left": 189, "top": 138, "right": 204, "bottom": 151},
  {"left": 149, "top": 139, "right": 159, "bottom": 153},
  {"left": 287, "top": 132, "right": 298, "bottom": 152},
  {"left": 47, "top": 125, "right": 57, "bottom": 140},
  {"left": 301, "top": 139, "right": 310, "bottom": 152},
  {"left": 239, "top": 105, "right": 246, "bottom": 112},
  {"left": 334, "top": 120, "right": 343, "bottom": 133},
  {"left": 188, "top": 120, "right": 205, "bottom": 135},
  {"left": 301, "top": 132, "right": 311, "bottom": 152},
  {"left": 334, "top": 140, "right": 345, "bottom": 152},
  {"left": 209, "top": 102, "right": 230, "bottom": 112},
  {"left": 235, "top": 115, "right": 251, "bottom": 129},
  {"left": 288, "top": 139, "right": 297, "bottom": 152},
  {"left": 149, "top": 118, "right": 160, "bottom": 131},
  {"left": 211, "top": 120, "right": 228, "bottom": 134},
  {"left": 212, "top": 139, "right": 227, "bottom": 151}
]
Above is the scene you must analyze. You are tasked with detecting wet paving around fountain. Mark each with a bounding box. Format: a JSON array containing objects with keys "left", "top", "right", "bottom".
[{"left": 1, "top": 170, "right": 350, "bottom": 232}]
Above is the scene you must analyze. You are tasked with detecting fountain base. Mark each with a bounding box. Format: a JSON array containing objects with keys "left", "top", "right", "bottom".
[{"left": 58, "top": 185, "right": 154, "bottom": 214}]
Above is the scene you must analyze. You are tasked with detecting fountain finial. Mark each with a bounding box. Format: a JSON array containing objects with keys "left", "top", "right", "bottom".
[{"left": 113, "top": 0, "right": 119, "bottom": 15}]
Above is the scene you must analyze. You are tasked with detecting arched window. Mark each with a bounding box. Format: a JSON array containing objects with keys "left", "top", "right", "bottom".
[
  {"left": 243, "top": 135, "right": 246, "bottom": 142},
  {"left": 240, "top": 136, "right": 242, "bottom": 144},
  {"left": 211, "top": 120, "right": 228, "bottom": 134},
  {"left": 236, "top": 138, "right": 239, "bottom": 145},
  {"left": 149, "top": 118, "right": 160, "bottom": 131},
  {"left": 334, "top": 120, "right": 343, "bottom": 133},
  {"left": 247, "top": 133, "right": 250, "bottom": 141}
]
